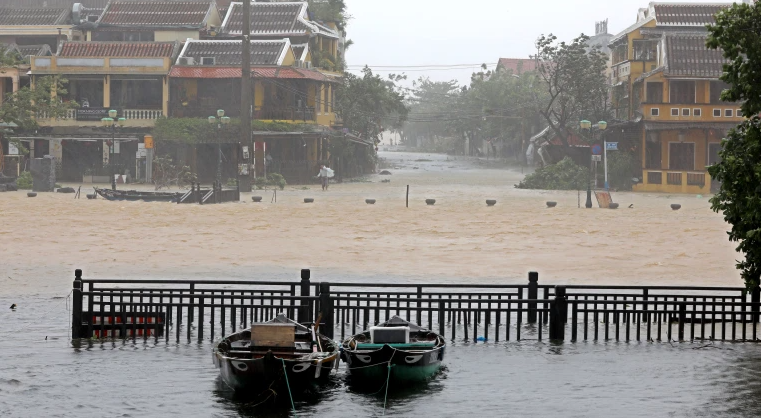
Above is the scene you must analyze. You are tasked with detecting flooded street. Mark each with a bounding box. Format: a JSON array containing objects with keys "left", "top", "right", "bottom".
[
  {"left": 0, "top": 151, "right": 739, "bottom": 298},
  {"left": 0, "top": 151, "right": 752, "bottom": 417}
]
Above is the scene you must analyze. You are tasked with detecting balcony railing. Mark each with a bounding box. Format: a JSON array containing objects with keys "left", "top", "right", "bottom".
[
  {"left": 37, "top": 108, "right": 162, "bottom": 120},
  {"left": 170, "top": 104, "right": 316, "bottom": 121},
  {"left": 642, "top": 103, "right": 745, "bottom": 121}
]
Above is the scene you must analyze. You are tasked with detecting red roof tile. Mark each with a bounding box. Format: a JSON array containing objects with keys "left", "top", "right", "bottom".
[
  {"left": 59, "top": 41, "right": 177, "bottom": 57},
  {"left": 497, "top": 58, "right": 537, "bottom": 75},
  {"left": 664, "top": 33, "right": 727, "bottom": 78},
  {"left": 99, "top": 1, "right": 212, "bottom": 27},
  {"left": 170, "top": 66, "right": 241, "bottom": 78}
]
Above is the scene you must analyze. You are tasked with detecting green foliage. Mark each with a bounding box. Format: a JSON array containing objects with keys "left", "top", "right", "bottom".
[
  {"left": 515, "top": 157, "right": 587, "bottom": 190},
  {"left": 535, "top": 34, "right": 611, "bottom": 148},
  {"left": 335, "top": 67, "right": 409, "bottom": 148},
  {"left": 0, "top": 44, "right": 22, "bottom": 67},
  {"left": 152, "top": 118, "right": 317, "bottom": 144},
  {"left": 0, "top": 76, "right": 78, "bottom": 152},
  {"left": 16, "top": 171, "right": 32, "bottom": 189},
  {"left": 308, "top": 0, "right": 350, "bottom": 30},
  {"left": 606, "top": 151, "right": 638, "bottom": 191},
  {"left": 255, "top": 173, "right": 287, "bottom": 190},
  {"left": 706, "top": 1, "right": 761, "bottom": 288}
]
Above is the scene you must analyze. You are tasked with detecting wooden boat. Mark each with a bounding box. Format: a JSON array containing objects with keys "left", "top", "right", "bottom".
[
  {"left": 340, "top": 316, "right": 446, "bottom": 387},
  {"left": 94, "top": 187, "right": 183, "bottom": 202},
  {"left": 212, "top": 314, "right": 339, "bottom": 393}
]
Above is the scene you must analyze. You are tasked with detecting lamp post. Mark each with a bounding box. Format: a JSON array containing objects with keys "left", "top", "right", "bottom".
[
  {"left": 101, "top": 109, "right": 126, "bottom": 191},
  {"left": 208, "top": 109, "right": 231, "bottom": 187},
  {"left": 580, "top": 120, "right": 607, "bottom": 208}
]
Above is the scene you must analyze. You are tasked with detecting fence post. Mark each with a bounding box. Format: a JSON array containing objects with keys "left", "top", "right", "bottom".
[
  {"left": 71, "top": 269, "right": 83, "bottom": 339},
  {"left": 438, "top": 296, "right": 445, "bottom": 336},
  {"left": 549, "top": 286, "right": 567, "bottom": 341},
  {"left": 527, "top": 272, "right": 538, "bottom": 323},
  {"left": 752, "top": 285, "right": 760, "bottom": 323},
  {"left": 299, "top": 269, "right": 311, "bottom": 323},
  {"left": 319, "top": 282, "right": 333, "bottom": 340},
  {"left": 678, "top": 303, "right": 686, "bottom": 341}
]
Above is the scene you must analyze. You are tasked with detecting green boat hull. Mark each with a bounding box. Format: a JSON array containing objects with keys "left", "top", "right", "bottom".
[{"left": 348, "top": 361, "right": 442, "bottom": 385}]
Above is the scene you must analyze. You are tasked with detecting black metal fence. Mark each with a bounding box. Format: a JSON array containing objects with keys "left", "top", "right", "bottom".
[{"left": 70, "top": 269, "right": 761, "bottom": 343}]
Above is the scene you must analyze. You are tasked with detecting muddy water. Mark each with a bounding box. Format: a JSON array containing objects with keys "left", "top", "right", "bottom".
[{"left": 0, "top": 151, "right": 750, "bottom": 417}]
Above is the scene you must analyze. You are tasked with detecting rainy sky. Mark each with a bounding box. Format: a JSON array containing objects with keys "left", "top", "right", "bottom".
[{"left": 343, "top": 0, "right": 713, "bottom": 87}]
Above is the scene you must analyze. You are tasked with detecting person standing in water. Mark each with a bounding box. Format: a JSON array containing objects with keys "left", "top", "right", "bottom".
[{"left": 318, "top": 165, "right": 331, "bottom": 191}]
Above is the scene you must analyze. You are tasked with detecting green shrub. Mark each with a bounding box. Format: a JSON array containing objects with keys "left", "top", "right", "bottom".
[
  {"left": 515, "top": 157, "right": 588, "bottom": 190},
  {"left": 16, "top": 171, "right": 33, "bottom": 189},
  {"left": 254, "top": 173, "right": 287, "bottom": 190},
  {"left": 606, "top": 151, "right": 638, "bottom": 191}
]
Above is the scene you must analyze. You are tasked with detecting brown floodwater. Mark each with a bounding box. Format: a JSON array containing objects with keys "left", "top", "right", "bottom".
[
  {"left": 0, "top": 151, "right": 739, "bottom": 297},
  {"left": 1, "top": 151, "right": 755, "bottom": 418}
]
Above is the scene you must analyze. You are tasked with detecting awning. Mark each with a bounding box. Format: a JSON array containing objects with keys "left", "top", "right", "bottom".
[{"left": 169, "top": 66, "right": 332, "bottom": 82}]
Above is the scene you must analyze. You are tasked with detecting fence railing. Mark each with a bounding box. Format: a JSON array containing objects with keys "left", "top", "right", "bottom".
[{"left": 70, "top": 269, "right": 761, "bottom": 344}]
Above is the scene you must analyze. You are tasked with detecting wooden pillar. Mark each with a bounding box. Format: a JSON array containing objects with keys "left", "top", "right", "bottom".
[
  {"left": 103, "top": 75, "right": 110, "bottom": 108},
  {"left": 549, "top": 286, "right": 567, "bottom": 341},
  {"left": 162, "top": 76, "right": 169, "bottom": 117},
  {"left": 299, "top": 269, "right": 311, "bottom": 323},
  {"left": 71, "top": 269, "right": 83, "bottom": 339},
  {"left": 527, "top": 272, "right": 539, "bottom": 323}
]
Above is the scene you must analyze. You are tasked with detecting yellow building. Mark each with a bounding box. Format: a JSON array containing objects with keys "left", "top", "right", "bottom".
[
  {"left": 79, "top": 0, "right": 222, "bottom": 43},
  {"left": 609, "top": 2, "right": 740, "bottom": 194},
  {"left": 27, "top": 41, "right": 179, "bottom": 181},
  {"left": 168, "top": 38, "right": 338, "bottom": 181}
]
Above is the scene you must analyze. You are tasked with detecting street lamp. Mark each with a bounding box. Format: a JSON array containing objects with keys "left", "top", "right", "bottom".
[
  {"left": 579, "top": 120, "right": 606, "bottom": 208},
  {"left": 101, "top": 109, "right": 126, "bottom": 191},
  {"left": 208, "top": 109, "right": 231, "bottom": 187}
]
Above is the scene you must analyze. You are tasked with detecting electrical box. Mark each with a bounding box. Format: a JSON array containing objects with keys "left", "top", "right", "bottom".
[{"left": 242, "top": 146, "right": 250, "bottom": 160}]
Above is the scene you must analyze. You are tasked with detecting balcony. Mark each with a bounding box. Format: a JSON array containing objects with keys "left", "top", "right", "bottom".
[
  {"left": 36, "top": 108, "right": 163, "bottom": 127},
  {"left": 634, "top": 169, "right": 711, "bottom": 194},
  {"left": 642, "top": 103, "right": 745, "bottom": 122}
]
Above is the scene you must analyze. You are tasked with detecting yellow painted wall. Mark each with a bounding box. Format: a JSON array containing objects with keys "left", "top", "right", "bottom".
[
  {"left": 254, "top": 80, "right": 264, "bottom": 107},
  {"left": 282, "top": 48, "right": 295, "bottom": 66},
  {"left": 155, "top": 30, "right": 200, "bottom": 42}
]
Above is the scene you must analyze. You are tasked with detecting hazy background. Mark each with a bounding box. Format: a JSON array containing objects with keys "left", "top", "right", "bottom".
[{"left": 343, "top": 0, "right": 695, "bottom": 86}]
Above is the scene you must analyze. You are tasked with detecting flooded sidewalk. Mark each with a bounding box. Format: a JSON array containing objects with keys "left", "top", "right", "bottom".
[{"left": 0, "top": 151, "right": 739, "bottom": 297}]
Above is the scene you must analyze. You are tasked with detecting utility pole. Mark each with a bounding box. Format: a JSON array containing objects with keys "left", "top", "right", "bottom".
[{"left": 240, "top": 0, "right": 252, "bottom": 192}]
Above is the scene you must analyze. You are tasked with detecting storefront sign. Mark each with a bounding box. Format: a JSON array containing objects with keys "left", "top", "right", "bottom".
[
  {"left": 76, "top": 108, "right": 116, "bottom": 121},
  {"left": 8, "top": 142, "right": 19, "bottom": 155}
]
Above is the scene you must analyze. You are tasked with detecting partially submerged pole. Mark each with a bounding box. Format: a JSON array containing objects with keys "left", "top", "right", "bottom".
[{"left": 406, "top": 185, "right": 409, "bottom": 208}]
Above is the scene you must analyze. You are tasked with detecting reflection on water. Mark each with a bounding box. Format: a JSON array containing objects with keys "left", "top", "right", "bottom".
[{"left": 3, "top": 296, "right": 761, "bottom": 418}]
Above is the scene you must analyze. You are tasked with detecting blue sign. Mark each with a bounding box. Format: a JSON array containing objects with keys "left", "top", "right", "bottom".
[
  {"left": 591, "top": 144, "right": 602, "bottom": 155},
  {"left": 606, "top": 142, "right": 618, "bottom": 151}
]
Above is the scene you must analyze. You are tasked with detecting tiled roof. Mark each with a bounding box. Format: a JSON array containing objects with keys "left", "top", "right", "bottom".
[
  {"left": 497, "top": 58, "right": 537, "bottom": 74},
  {"left": 16, "top": 44, "right": 53, "bottom": 56},
  {"left": 98, "top": 1, "right": 213, "bottom": 27},
  {"left": 653, "top": 3, "right": 730, "bottom": 26},
  {"left": 0, "top": 0, "right": 110, "bottom": 7},
  {"left": 0, "top": 8, "right": 70, "bottom": 25},
  {"left": 59, "top": 41, "right": 178, "bottom": 57},
  {"left": 222, "top": 2, "right": 336, "bottom": 37},
  {"left": 664, "top": 33, "right": 726, "bottom": 78},
  {"left": 169, "top": 65, "right": 329, "bottom": 82},
  {"left": 178, "top": 39, "right": 288, "bottom": 65}
]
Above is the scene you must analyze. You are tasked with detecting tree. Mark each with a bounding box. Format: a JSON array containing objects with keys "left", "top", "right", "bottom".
[
  {"left": 706, "top": 2, "right": 761, "bottom": 288},
  {"left": 534, "top": 34, "right": 610, "bottom": 150}
]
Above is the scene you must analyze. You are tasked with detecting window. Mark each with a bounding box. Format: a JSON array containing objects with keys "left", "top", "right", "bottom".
[
  {"left": 725, "top": 109, "right": 733, "bottom": 117},
  {"left": 713, "top": 109, "right": 721, "bottom": 117},
  {"left": 670, "top": 80, "right": 696, "bottom": 104},
  {"left": 633, "top": 40, "right": 657, "bottom": 61},
  {"left": 201, "top": 57, "right": 216, "bottom": 65},
  {"left": 645, "top": 133, "right": 661, "bottom": 169},
  {"left": 693, "top": 108, "right": 701, "bottom": 117},
  {"left": 650, "top": 107, "right": 659, "bottom": 117},
  {"left": 708, "top": 143, "right": 722, "bottom": 166},
  {"left": 737, "top": 109, "right": 743, "bottom": 117},
  {"left": 669, "top": 142, "right": 695, "bottom": 171},
  {"left": 710, "top": 80, "right": 731, "bottom": 104},
  {"left": 681, "top": 108, "right": 690, "bottom": 116},
  {"left": 671, "top": 108, "right": 679, "bottom": 116},
  {"left": 646, "top": 82, "right": 663, "bottom": 103}
]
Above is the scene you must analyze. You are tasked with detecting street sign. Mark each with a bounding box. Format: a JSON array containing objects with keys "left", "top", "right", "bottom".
[
  {"left": 8, "top": 142, "right": 19, "bottom": 155},
  {"left": 606, "top": 142, "right": 618, "bottom": 151},
  {"left": 591, "top": 144, "right": 602, "bottom": 155},
  {"left": 592, "top": 155, "right": 602, "bottom": 161}
]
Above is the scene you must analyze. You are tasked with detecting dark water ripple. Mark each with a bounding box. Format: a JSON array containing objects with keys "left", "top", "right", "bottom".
[{"left": 2, "top": 297, "right": 761, "bottom": 417}]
